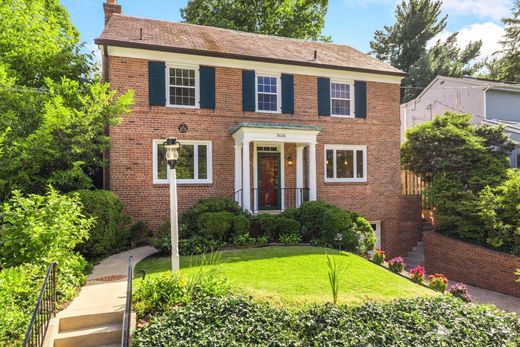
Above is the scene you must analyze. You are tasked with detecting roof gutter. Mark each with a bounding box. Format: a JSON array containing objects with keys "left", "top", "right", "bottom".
[{"left": 94, "top": 38, "right": 407, "bottom": 78}]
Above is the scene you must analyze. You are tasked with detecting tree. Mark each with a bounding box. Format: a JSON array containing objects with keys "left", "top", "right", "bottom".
[
  {"left": 0, "top": 0, "right": 94, "bottom": 87},
  {"left": 403, "top": 33, "right": 482, "bottom": 101},
  {"left": 485, "top": 1, "right": 520, "bottom": 81},
  {"left": 370, "top": 0, "right": 447, "bottom": 72},
  {"left": 401, "top": 113, "right": 516, "bottom": 251},
  {"left": 0, "top": 0, "right": 134, "bottom": 199},
  {"left": 181, "top": 0, "right": 330, "bottom": 41}
]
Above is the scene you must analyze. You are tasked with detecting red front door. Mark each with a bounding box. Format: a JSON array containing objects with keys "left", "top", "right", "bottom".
[{"left": 258, "top": 153, "right": 280, "bottom": 210}]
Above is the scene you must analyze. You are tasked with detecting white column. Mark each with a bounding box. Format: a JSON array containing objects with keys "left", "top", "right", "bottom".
[
  {"left": 308, "top": 142, "right": 317, "bottom": 201},
  {"left": 296, "top": 144, "right": 304, "bottom": 207},
  {"left": 242, "top": 141, "right": 251, "bottom": 212},
  {"left": 234, "top": 144, "right": 242, "bottom": 206}
]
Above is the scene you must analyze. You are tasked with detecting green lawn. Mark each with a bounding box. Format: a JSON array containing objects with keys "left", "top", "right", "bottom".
[{"left": 135, "top": 246, "right": 436, "bottom": 307}]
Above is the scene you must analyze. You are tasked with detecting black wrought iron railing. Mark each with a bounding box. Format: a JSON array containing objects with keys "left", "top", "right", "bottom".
[
  {"left": 252, "top": 187, "right": 309, "bottom": 214},
  {"left": 23, "top": 262, "right": 57, "bottom": 347},
  {"left": 230, "top": 189, "right": 243, "bottom": 207},
  {"left": 122, "top": 256, "right": 133, "bottom": 347}
]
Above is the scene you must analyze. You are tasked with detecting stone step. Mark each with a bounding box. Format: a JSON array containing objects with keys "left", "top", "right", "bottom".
[
  {"left": 404, "top": 255, "right": 424, "bottom": 262},
  {"left": 53, "top": 323, "right": 121, "bottom": 347},
  {"left": 59, "top": 311, "right": 123, "bottom": 332}
]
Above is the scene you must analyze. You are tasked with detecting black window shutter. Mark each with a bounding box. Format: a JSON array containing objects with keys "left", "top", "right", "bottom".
[
  {"left": 199, "top": 66, "right": 215, "bottom": 109},
  {"left": 354, "top": 80, "right": 367, "bottom": 118},
  {"left": 317, "top": 77, "right": 331, "bottom": 116},
  {"left": 148, "top": 61, "right": 166, "bottom": 106},
  {"left": 242, "top": 70, "right": 255, "bottom": 112},
  {"left": 281, "top": 74, "right": 294, "bottom": 114}
]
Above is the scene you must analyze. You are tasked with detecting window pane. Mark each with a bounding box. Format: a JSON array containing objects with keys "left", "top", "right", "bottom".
[
  {"left": 356, "top": 150, "right": 364, "bottom": 178},
  {"left": 336, "top": 150, "right": 354, "bottom": 178},
  {"left": 332, "top": 99, "right": 350, "bottom": 115},
  {"left": 198, "top": 145, "right": 208, "bottom": 179},
  {"left": 331, "top": 83, "right": 350, "bottom": 99},
  {"left": 170, "top": 87, "right": 195, "bottom": 106},
  {"left": 156, "top": 143, "right": 167, "bottom": 180},
  {"left": 258, "top": 93, "right": 277, "bottom": 111},
  {"left": 326, "top": 150, "right": 334, "bottom": 178},
  {"left": 177, "top": 145, "right": 194, "bottom": 179}
]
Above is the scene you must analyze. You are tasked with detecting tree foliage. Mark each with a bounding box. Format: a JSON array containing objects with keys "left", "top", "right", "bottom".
[
  {"left": 370, "top": 0, "right": 447, "bottom": 72},
  {"left": 403, "top": 33, "right": 482, "bottom": 101},
  {"left": 485, "top": 1, "right": 520, "bottom": 82},
  {"left": 181, "top": 0, "right": 330, "bottom": 41},
  {"left": 0, "top": 0, "right": 94, "bottom": 87},
  {"left": 0, "top": 0, "right": 134, "bottom": 200},
  {"left": 370, "top": 0, "right": 482, "bottom": 102},
  {"left": 401, "top": 113, "right": 518, "bottom": 254}
]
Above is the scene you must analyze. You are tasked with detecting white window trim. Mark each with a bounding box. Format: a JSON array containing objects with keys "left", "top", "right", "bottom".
[
  {"left": 255, "top": 72, "right": 281, "bottom": 114},
  {"left": 153, "top": 139, "right": 212, "bottom": 185},
  {"left": 324, "top": 144, "right": 367, "bottom": 183},
  {"left": 165, "top": 63, "right": 200, "bottom": 109},
  {"left": 330, "top": 79, "right": 354, "bottom": 118}
]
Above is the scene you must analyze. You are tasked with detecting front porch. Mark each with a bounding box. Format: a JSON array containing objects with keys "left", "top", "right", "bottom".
[{"left": 230, "top": 123, "right": 322, "bottom": 213}]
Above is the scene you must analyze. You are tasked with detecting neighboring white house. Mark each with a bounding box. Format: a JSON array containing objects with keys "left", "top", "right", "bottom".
[{"left": 401, "top": 76, "right": 520, "bottom": 168}]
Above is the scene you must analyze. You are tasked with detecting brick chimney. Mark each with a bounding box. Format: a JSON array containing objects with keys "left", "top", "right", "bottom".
[{"left": 103, "top": 0, "right": 121, "bottom": 25}]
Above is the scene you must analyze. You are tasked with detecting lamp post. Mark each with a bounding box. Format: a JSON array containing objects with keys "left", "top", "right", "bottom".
[{"left": 164, "top": 138, "right": 181, "bottom": 273}]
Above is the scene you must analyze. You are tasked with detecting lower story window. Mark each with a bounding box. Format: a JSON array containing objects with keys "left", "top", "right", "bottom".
[
  {"left": 324, "top": 145, "right": 367, "bottom": 182},
  {"left": 153, "top": 140, "right": 212, "bottom": 184}
]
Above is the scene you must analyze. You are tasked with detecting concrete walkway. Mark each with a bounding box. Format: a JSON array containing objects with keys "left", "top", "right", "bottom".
[
  {"left": 61, "top": 246, "right": 158, "bottom": 316},
  {"left": 45, "top": 246, "right": 158, "bottom": 347}
]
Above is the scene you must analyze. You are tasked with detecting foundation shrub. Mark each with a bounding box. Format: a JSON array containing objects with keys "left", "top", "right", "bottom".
[
  {"left": 231, "top": 215, "right": 250, "bottom": 237},
  {"left": 300, "top": 201, "right": 339, "bottom": 241},
  {"left": 197, "top": 211, "right": 234, "bottom": 241},
  {"left": 180, "top": 197, "right": 245, "bottom": 235},
  {"left": 256, "top": 214, "right": 278, "bottom": 239}
]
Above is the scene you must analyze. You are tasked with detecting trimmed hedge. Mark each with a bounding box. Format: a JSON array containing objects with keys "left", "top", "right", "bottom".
[
  {"left": 134, "top": 295, "right": 520, "bottom": 347},
  {"left": 73, "top": 190, "right": 132, "bottom": 260}
]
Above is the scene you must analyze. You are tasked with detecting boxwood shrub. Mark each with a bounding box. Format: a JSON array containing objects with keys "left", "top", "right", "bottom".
[{"left": 134, "top": 295, "right": 520, "bottom": 347}]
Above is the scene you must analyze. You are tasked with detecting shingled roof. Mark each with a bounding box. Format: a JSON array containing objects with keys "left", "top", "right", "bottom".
[{"left": 95, "top": 15, "right": 405, "bottom": 77}]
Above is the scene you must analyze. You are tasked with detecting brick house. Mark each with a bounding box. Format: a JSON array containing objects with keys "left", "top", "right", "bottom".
[{"left": 95, "top": 0, "right": 422, "bottom": 257}]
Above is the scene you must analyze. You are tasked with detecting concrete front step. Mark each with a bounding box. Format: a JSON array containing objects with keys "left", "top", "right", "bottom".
[
  {"left": 53, "top": 323, "right": 121, "bottom": 347},
  {"left": 59, "top": 311, "right": 123, "bottom": 332}
]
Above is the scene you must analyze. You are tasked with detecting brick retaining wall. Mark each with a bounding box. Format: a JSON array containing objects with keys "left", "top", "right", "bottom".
[{"left": 424, "top": 231, "right": 520, "bottom": 297}]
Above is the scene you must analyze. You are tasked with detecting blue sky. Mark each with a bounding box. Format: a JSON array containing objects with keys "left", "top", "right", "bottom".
[{"left": 62, "top": 0, "right": 514, "bottom": 61}]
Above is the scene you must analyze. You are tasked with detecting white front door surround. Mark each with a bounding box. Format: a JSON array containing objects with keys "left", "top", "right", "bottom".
[{"left": 231, "top": 123, "right": 321, "bottom": 212}]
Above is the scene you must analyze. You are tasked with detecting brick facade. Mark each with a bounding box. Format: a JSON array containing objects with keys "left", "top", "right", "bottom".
[
  {"left": 106, "top": 56, "right": 421, "bottom": 257},
  {"left": 424, "top": 232, "right": 520, "bottom": 297}
]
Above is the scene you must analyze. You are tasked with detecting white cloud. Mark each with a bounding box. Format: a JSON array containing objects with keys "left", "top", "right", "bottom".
[
  {"left": 428, "top": 22, "right": 505, "bottom": 61},
  {"left": 442, "top": 0, "right": 512, "bottom": 21}
]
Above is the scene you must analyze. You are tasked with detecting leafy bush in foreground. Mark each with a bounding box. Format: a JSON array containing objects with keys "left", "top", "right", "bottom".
[
  {"left": 0, "top": 189, "right": 92, "bottom": 345},
  {"left": 134, "top": 295, "right": 520, "bottom": 347},
  {"left": 73, "top": 189, "right": 133, "bottom": 260}
]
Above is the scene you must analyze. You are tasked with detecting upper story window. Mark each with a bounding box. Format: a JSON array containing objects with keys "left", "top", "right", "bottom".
[
  {"left": 167, "top": 65, "right": 199, "bottom": 108},
  {"left": 324, "top": 145, "right": 367, "bottom": 182},
  {"left": 256, "top": 74, "right": 281, "bottom": 113},
  {"left": 153, "top": 139, "right": 212, "bottom": 184},
  {"left": 331, "top": 81, "right": 353, "bottom": 117}
]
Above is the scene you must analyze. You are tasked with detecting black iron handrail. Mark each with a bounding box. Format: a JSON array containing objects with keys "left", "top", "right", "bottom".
[
  {"left": 122, "top": 256, "right": 133, "bottom": 347},
  {"left": 23, "top": 262, "right": 57, "bottom": 347},
  {"left": 252, "top": 187, "right": 309, "bottom": 214},
  {"left": 230, "top": 189, "right": 243, "bottom": 207}
]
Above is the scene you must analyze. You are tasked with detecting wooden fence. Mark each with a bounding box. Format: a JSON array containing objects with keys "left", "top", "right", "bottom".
[{"left": 401, "top": 170, "right": 433, "bottom": 210}]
